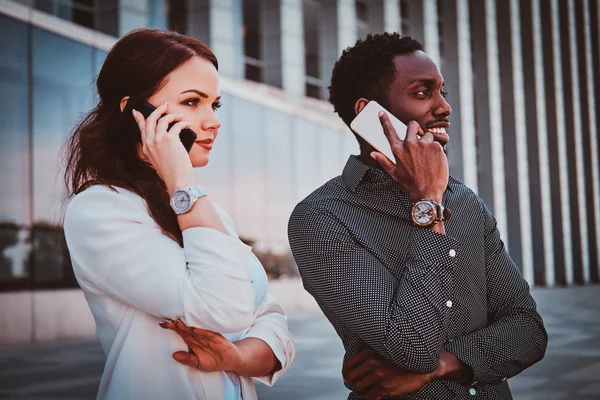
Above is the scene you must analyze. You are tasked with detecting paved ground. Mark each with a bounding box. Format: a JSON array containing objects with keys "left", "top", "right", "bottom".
[{"left": 0, "top": 285, "right": 599, "bottom": 399}]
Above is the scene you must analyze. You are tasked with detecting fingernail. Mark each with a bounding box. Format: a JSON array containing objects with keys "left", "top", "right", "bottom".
[
  {"left": 162, "top": 101, "right": 168, "bottom": 106},
  {"left": 378, "top": 111, "right": 385, "bottom": 117},
  {"left": 132, "top": 109, "right": 136, "bottom": 115}
]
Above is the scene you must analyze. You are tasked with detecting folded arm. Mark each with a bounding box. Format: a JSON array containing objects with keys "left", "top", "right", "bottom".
[
  {"left": 288, "top": 203, "right": 460, "bottom": 374},
  {"left": 443, "top": 200, "right": 548, "bottom": 384},
  {"left": 64, "top": 187, "right": 255, "bottom": 333}
]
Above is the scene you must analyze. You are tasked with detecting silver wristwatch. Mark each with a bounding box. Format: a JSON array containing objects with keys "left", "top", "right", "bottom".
[{"left": 170, "top": 186, "right": 207, "bottom": 215}]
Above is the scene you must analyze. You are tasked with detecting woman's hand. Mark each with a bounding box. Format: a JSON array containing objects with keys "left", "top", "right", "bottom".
[
  {"left": 132, "top": 102, "right": 196, "bottom": 193},
  {"left": 160, "top": 319, "right": 243, "bottom": 373}
]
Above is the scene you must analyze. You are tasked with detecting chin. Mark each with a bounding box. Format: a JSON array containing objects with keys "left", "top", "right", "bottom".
[
  {"left": 191, "top": 156, "right": 209, "bottom": 168},
  {"left": 189, "top": 145, "right": 210, "bottom": 167}
]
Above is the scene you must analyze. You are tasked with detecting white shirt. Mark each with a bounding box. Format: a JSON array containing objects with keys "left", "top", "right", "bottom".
[{"left": 64, "top": 185, "right": 295, "bottom": 400}]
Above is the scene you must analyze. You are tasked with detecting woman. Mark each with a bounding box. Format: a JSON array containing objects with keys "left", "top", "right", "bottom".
[{"left": 63, "top": 29, "right": 295, "bottom": 399}]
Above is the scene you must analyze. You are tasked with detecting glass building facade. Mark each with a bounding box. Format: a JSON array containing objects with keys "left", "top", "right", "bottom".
[{"left": 1, "top": 0, "right": 600, "bottom": 299}]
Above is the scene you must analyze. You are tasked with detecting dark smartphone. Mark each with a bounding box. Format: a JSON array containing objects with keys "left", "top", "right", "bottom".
[{"left": 122, "top": 96, "right": 197, "bottom": 153}]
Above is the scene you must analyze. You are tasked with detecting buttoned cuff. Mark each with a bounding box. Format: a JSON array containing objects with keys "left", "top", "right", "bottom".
[
  {"left": 407, "top": 227, "right": 461, "bottom": 270},
  {"left": 444, "top": 335, "right": 506, "bottom": 386}
]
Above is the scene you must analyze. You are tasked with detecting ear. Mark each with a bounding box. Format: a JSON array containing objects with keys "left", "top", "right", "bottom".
[
  {"left": 119, "top": 96, "right": 130, "bottom": 113},
  {"left": 354, "top": 98, "right": 370, "bottom": 116}
]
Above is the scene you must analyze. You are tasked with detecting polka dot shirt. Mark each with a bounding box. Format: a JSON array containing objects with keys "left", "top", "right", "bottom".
[{"left": 288, "top": 156, "right": 548, "bottom": 399}]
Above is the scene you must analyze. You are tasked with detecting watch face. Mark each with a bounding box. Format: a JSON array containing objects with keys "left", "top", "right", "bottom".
[
  {"left": 173, "top": 190, "right": 192, "bottom": 213},
  {"left": 413, "top": 201, "right": 435, "bottom": 225}
]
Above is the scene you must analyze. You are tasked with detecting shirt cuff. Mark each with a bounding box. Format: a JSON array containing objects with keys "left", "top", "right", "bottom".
[
  {"left": 407, "top": 227, "right": 461, "bottom": 270},
  {"left": 243, "top": 329, "right": 295, "bottom": 386},
  {"left": 444, "top": 335, "right": 493, "bottom": 385}
]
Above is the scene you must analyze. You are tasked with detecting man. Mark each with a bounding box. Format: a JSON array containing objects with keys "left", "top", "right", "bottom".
[{"left": 288, "top": 33, "right": 547, "bottom": 399}]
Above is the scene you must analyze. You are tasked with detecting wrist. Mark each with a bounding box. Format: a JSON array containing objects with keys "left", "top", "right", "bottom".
[
  {"left": 229, "top": 342, "right": 247, "bottom": 375},
  {"left": 409, "top": 191, "right": 443, "bottom": 204},
  {"left": 168, "top": 177, "right": 197, "bottom": 194}
]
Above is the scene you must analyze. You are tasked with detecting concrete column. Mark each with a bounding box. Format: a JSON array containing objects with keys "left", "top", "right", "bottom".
[
  {"left": 510, "top": 0, "right": 534, "bottom": 284},
  {"left": 583, "top": 0, "right": 600, "bottom": 283},
  {"left": 570, "top": 0, "right": 593, "bottom": 283},
  {"left": 469, "top": 0, "right": 496, "bottom": 213},
  {"left": 551, "top": 0, "right": 574, "bottom": 284},
  {"left": 456, "top": 0, "right": 477, "bottom": 193},
  {"left": 531, "top": 0, "right": 556, "bottom": 286},
  {"left": 423, "top": 0, "right": 440, "bottom": 66},
  {"left": 280, "top": 0, "right": 305, "bottom": 98},
  {"left": 383, "top": 0, "right": 401, "bottom": 33},
  {"left": 319, "top": 0, "right": 357, "bottom": 99},
  {"left": 337, "top": 0, "right": 357, "bottom": 50},
  {"left": 485, "top": 0, "right": 509, "bottom": 249},
  {"left": 210, "top": 0, "right": 243, "bottom": 79}
]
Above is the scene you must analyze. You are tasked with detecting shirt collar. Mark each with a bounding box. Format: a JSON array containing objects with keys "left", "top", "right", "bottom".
[{"left": 342, "top": 155, "right": 456, "bottom": 194}]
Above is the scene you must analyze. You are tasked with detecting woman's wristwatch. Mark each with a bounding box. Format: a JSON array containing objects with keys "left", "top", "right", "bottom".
[
  {"left": 170, "top": 186, "right": 207, "bottom": 215},
  {"left": 411, "top": 198, "right": 451, "bottom": 228}
]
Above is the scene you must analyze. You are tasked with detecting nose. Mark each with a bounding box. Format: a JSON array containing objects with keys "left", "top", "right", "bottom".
[
  {"left": 434, "top": 95, "right": 452, "bottom": 118},
  {"left": 201, "top": 109, "right": 221, "bottom": 132}
]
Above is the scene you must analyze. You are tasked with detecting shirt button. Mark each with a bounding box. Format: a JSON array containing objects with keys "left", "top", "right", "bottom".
[
  {"left": 446, "top": 300, "right": 453, "bottom": 308},
  {"left": 469, "top": 388, "right": 477, "bottom": 396},
  {"left": 449, "top": 249, "right": 457, "bottom": 257}
]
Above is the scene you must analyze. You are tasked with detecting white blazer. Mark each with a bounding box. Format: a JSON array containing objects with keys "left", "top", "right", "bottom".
[{"left": 63, "top": 185, "right": 295, "bottom": 400}]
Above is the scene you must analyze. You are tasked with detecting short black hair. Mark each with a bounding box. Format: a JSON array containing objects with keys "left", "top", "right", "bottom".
[{"left": 328, "top": 33, "right": 423, "bottom": 127}]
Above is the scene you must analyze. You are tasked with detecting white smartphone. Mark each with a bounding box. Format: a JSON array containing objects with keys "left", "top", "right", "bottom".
[{"left": 350, "top": 101, "right": 407, "bottom": 165}]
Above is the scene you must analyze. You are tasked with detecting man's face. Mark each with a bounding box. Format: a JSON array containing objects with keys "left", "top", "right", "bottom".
[{"left": 386, "top": 50, "right": 452, "bottom": 150}]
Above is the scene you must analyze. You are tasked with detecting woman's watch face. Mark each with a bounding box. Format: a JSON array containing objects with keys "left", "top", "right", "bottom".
[{"left": 173, "top": 190, "right": 192, "bottom": 212}]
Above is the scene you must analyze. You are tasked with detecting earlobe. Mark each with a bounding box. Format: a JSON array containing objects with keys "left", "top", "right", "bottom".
[
  {"left": 119, "top": 96, "right": 130, "bottom": 113},
  {"left": 354, "top": 98, "right": 370, "bottom": 116}
]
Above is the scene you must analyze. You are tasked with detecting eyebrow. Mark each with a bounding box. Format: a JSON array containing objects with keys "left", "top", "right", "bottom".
[
  {"left": 180, "top": 89, "right": 221, "bottom": 100},
  {"left": 408, "top": 78, "right": 445, "bottom": 86}
]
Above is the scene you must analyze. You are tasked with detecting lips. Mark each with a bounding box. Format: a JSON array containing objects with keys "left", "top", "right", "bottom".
[
  {"left": 195, "top": 138, "right": 213, "bottom": 151},
  {"left": 425, "top": 123, "right": 450, "bottom": 146}
]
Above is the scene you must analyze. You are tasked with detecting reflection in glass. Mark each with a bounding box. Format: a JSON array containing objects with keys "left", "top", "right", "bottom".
[
  {"left": 0, "top": 17, "right": 31, "bottom": 227},
  {"left": 0, "top": 17, "right": 32, "bottom": 286},
  {"left": 31, "top": 28, "right": 95, "bottom": 288},
  {"left": 32, "top": 27, "right": 95, "bottom": 226}
]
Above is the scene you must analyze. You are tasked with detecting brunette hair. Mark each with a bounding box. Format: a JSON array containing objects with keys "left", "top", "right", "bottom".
[{"left": 64, "top": 29, "right": 218, "bottom": 245}]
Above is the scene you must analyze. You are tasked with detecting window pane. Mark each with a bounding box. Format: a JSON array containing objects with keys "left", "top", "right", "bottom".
[
  {"left": 0, "top": 17, "right": 31, "bottom": 226},
  {"left": 31, "top": 28, "right": 95, "bottom": 288},
  {"left": 0, "top": 17, "right": 32, "bottom": 288}
]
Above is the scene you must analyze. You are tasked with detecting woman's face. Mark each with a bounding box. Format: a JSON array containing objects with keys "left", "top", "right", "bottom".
[{"left": 147, "top": 56, "right": 222, "bottom": 168}]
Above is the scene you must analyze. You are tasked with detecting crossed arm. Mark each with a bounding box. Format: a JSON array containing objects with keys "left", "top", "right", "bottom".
[{"left": 288, "top": 201, "right": 547, "bottom": 397}]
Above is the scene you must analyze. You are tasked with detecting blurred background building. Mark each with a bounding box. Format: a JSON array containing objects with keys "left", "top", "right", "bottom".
[{"left": 0, "top": 0, "right": 599, "bottom": 345}]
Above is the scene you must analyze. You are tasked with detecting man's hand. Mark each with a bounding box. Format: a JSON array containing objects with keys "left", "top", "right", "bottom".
[
  {"left": 371, "top": 113, "right": 449, "bottom": 204},
  {"left": 160, "top": 319, "right": 243, "bottom": 373},
  {"left": 342, "top": 347, "right": 434, "bottom": 399}
]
